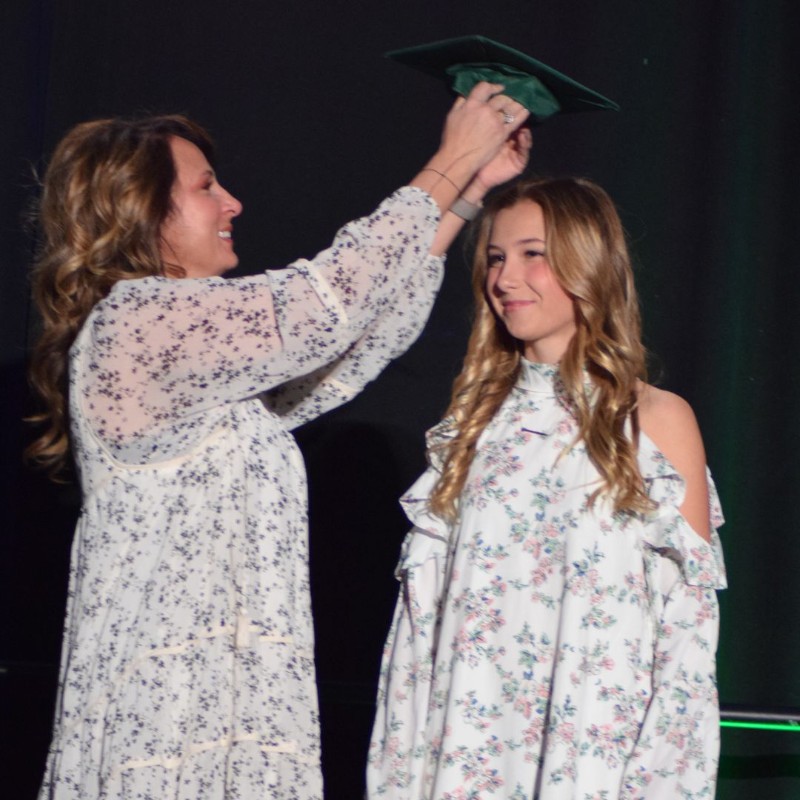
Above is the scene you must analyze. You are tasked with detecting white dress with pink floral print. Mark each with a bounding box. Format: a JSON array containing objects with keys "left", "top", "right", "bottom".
[{"left": 368, "top": 359, "right": 726, "bottom": 800}]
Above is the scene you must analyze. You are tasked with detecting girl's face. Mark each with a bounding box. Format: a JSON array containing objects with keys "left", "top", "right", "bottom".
[
  {"left": 485, "top": 200, "right": 577, "bottom": 364},
  {"left": 159, "top": 137, "right": 243, "bottom": 278}
]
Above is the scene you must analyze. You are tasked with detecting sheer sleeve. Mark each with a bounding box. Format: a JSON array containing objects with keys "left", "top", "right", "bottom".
[
  {"left": 75, "top": 187, "right": 439, "bottom": 459},
  {"left": 264, "top": 253, "right": 444, "bottom": 430}
]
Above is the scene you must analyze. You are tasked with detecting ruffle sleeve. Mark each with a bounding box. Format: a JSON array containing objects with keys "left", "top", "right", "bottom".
[
  {"left": 639, "top": 436, "right": 727, "bottom": 590},
  {"left": 394, "top": 416, "right": 455, "bottom": 563},
  {"left": 367, "top": 448, "right": 452, "bottom": 798},
  {"left": 623, "top": 437, "right": 726, "bottom": 796}
]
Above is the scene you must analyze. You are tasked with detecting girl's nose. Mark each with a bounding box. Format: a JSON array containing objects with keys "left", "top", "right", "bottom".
[{"left": 495, "top": 258, "right": 522, "bottom": 291}]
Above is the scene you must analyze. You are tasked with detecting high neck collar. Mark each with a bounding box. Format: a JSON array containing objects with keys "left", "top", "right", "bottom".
[{"left": 516, "top": 358, "right": 561, "bottom": 394}]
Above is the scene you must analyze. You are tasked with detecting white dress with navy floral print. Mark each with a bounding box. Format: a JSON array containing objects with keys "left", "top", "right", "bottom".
[
  {"left": 368, "top": 359, "right": 726, "bottom": 800},
  {"left": 39, "top": 187, "right": 443, "bottom": 800}
]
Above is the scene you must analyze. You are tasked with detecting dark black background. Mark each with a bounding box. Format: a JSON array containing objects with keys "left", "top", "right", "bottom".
[{"left": 2, "top": 1, "right": 798, "bottom": 797}]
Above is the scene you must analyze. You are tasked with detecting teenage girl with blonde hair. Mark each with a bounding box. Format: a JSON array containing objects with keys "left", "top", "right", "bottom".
[{"left": 368, "top": 177, "right": 726, "bottom": 799}]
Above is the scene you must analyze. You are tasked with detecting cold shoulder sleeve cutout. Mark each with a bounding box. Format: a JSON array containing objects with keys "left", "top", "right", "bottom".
[{"left": 639, "top": 436, "right": 727, "bottom": 590}]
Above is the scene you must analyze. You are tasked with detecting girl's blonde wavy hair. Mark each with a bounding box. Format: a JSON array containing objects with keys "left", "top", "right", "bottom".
[
  {"left": 429, "top": 177, "right": 651, "bottom": 521},
  {"left": 26, "top": 115, "right": 216, "bottom": 478}
]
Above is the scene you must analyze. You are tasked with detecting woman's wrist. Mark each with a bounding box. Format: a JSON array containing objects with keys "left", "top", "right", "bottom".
[
  {"left": 423, "top": 148, "right": 485, "bottom": 192},
  {"left": 418, "top": 168, "right": 464, "bottom": 195},
  {"left": 461, "top": 174, "right": 491, "bottom": 204},
  {"left": 410, "top": 147, "right": 495, "bottom": 218}
]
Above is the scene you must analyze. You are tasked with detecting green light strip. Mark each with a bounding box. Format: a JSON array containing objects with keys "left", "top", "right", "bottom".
[{"left": 721, "top": 721, "right": 800, "bottom": 732}]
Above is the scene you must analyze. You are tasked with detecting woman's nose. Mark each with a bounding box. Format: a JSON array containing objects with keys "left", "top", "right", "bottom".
[{"left": 223, "top": 187, "right": 243, "bottom": 217}]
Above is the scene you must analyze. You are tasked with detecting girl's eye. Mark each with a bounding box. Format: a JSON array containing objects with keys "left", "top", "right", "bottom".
[
  {"left": 524, "top": 249, "right": 545, "bottom": 259},
  {"left": 487, "top": 253, "right": 504, "bottom": 267}
]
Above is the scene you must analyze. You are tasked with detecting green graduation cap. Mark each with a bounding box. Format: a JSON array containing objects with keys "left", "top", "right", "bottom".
[{"left": 386, "top": 35, "right": 619, "bottom": 125}]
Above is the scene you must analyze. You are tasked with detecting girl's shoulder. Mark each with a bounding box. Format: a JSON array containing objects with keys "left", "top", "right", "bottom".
[
  {"left": 636, "top": 382, "right": 711, "bottom": 541},
  {"left": 636, "top": 382, "right": 699, "bottom": 432},
  {"left": 636, "top": 382, "right": 705, "bottom": 471}
]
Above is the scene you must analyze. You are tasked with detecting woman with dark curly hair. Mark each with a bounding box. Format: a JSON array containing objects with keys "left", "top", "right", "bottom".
[
  {"left": 29, "top": 85, "right": 531, "bottom": 799},
  {"left": 368, "top": 177, "right": 726, "bottom": 799}
]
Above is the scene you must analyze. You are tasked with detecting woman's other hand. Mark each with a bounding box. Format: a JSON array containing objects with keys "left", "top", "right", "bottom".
[
  {"left": 411, "top": 82, "right": 529, "bottom": 213},
  {"left": 464, "top": 126, "right": 532, "bottom": 201}
]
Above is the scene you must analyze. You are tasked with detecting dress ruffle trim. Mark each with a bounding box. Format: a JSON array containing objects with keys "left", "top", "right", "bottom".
[
  {"left": 638, "top": 435, "right": 727, "bottom": 590},
  {"left": 398, "top": 469, "right": 450, "bottom": 571},
  {"left": 401, "top": 423, "right": 726, "bottom": 591}
]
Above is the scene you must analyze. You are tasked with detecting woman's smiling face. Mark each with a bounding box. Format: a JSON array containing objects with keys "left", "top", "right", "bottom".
[{"left": 159, "top": 136, "right": 243, "bottom": 278}]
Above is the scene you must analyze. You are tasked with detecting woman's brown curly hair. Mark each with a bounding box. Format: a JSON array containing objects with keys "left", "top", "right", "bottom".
[{"left": 26, "top": 115, "right": 216, "bottom": 477}]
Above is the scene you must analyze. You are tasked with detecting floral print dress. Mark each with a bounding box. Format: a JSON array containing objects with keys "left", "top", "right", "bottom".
[
  {"left": 368, "top": 360, "right": 726, "bottom": 800},
  {"left": 39, "top": 187, "right": 443, "bottom": 800}
]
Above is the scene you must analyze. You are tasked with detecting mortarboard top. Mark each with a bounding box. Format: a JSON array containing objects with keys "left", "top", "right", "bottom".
[{"left": 386, "top": 35, "right": 619, "bottom": 125}]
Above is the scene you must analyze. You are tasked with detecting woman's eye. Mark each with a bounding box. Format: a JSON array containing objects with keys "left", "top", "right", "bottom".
[
  {"left": 487, "top": 254, "right": 504, "bottom": 267},
  {"left": 525, "top": 249, "right": 545, "bottom": 259}
]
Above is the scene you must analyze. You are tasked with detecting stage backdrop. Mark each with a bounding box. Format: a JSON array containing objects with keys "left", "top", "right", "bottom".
[{"left": 1, "top": 1, "right": 798, "bottom": 797}]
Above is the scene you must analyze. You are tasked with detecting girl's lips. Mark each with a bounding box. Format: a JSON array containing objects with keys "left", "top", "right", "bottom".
[{"left": 502, "top": 299, "right": 535, "bottom": 311}]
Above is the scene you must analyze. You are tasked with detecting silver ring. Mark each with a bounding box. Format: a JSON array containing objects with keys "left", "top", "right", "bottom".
[{"left": 502, "top": 110, "right": 515, "bottom": 125}]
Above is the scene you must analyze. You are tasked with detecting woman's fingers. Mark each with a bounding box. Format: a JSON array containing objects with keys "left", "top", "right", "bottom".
[
  {"left": 465, "top": 81, "right": 506, "bottom": 103},
  {"left": 430, "top": 83, "right": 532, "bottom": 193},
  {"left": 486, "top": 95, "right": 529, "bottom": 130},
  {"left": 447, "top": 86, "right": 528, "bottom": 142}
]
